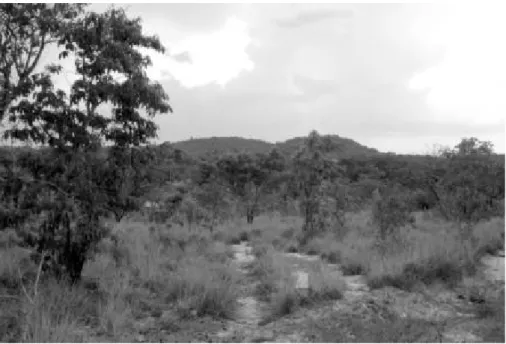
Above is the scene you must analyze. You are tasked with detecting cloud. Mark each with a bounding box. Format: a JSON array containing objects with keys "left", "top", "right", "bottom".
[
  {"left": 170, "top": 51, "right": 192, "bottom": 64},
  {"left": 145, "top": 17, "right": 254, "bottom": 88},
  {"left": 291, "top": 75, "right": 339, "bottom": 102},
  {"left": 275, "top": 8, "right": 354, "bottom": 28},
  {"left": 22, "top": 3, "right": 504, "bottom": 154}
]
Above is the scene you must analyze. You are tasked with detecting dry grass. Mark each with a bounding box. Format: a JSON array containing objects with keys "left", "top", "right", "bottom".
[
  {"left": 1, "top": 217, "right": 242, "bottom": 342},
  {"left": 91, "top": 221, "right": 240, "bottom": 320},
  {"left": 308, "top": 263, "right": 346, "bottom": 300},
  {"left": 292, "top": 210, "right": 504, "bottom": 292},
  {"left": 2, "top": 209, "right": 503, "bottom": 341},
  {"left": 472, "top": 217, "right": 505, "bottom": 256},
  {"left": 20, "top": 278, "right": 96, "bottom": 343},
  {"left": 248, "top": 243, "right": 344, "bottom": 319},
  {"left": 84, "top": 256, "right": 133, "bottom": 339},
  {"left": 214, "top": 215, "right": 303, "bottom": 251},
  {"left": 0, "top": 247, "right": 32, "bottom": 290},
  {"left": 164, "top": 256, "right": 240, "bottom": 318}
]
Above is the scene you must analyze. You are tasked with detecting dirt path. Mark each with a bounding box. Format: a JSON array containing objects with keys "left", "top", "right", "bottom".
[
  {"left": 214, "top": 241, "right": 274, "bottom": 342},
  {"left": 213, "top": 242, "right": 505, "bottom": 343}
]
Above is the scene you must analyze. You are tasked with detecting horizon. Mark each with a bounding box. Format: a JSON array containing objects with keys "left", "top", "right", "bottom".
[
  {"left": 1, "top": 132, "right": 503, "bottom": 157},
  {"left": 17, "top": 2, "right": 506, "bottom": 154},
  {"left": 165, "top": 133, "right": 504, "bottom": 155}
]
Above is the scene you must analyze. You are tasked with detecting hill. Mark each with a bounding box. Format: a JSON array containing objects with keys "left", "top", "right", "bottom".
[
  {"left": 169, "top": 135, "right": 379, "bottom": 159},
  {"left": 275, "top": 135, "right": 379, "bottom": 158},
  {"left": 171, "top": 137, "right": 273, "bottom": 157}
]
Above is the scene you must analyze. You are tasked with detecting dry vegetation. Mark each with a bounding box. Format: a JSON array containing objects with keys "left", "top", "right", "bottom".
[
  {"left": 0, "top": 4, "right": 504, "bottom": 341},
  {"left": 1, "top": 204, "right": 504, "bottom": 341}
]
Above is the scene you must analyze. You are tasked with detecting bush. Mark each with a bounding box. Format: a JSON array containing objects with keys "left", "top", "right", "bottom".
[
  {"left": 366, "top": 227, "right": 476, "bottom": 290},
  {"left": 472, "top": 217, "right": 505, "bottom": 256},
  {"left": 372, "top": 188, "right": 414, "bottom": 242}
]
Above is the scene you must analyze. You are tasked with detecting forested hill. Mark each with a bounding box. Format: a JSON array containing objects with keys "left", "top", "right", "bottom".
[
  {"left": 169, "top": 134, "right": 380, "bottom": 158},
  {"left": 276, "top": 135, "right": 379, "bottom": 158},
  {"left": 171, "top": 137, "right": 273, "bottom": 157}
]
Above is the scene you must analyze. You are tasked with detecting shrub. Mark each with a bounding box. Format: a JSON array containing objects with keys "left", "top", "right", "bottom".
[
  {"left": 366, "top": 228, "right": 476, "bottom": 290},
  {"left": 472, "top": 217, "right": 505, "bottom": 256},
  {"left": 372, "top": 188, "right": 414, "bottom": 242}
]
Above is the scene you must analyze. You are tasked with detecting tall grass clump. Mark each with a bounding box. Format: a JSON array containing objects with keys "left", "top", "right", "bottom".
[
  {"left": 164, "top": 257, "right": 239, "bottom": 318},
  {"left": 330, "top": 208, "right": 495, "bottom": 291},
  {"left": 472, "top": 217, "right": 505, "bottom": 257},
  {"left": 20, "top": 278, "right": 97, "bottom": 342},
  {"left": 308, "top": 263, "right": 345, "bottom": 300},
  {"left": 366, "top": 222, "right": 477, "bottom": 290},
  {"left": 88, "top": 219, "right": 240, "bottom": 321}
]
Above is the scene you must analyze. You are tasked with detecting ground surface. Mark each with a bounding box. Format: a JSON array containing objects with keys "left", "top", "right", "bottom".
[
  {"left": 186, "top": 243, "right": 505, "bottom": 343},
  {"left": 2, "top": 239, "right": 503, "bottom": 343}
]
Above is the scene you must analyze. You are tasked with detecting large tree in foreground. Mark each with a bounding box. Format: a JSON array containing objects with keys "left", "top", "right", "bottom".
[{"left": 1, "top": 4, "right": 172, "bottom": 281}]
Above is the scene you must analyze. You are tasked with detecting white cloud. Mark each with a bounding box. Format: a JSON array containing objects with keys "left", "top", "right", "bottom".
[{"left": 146, "top": 17, "right": 254, "bottom": 88}]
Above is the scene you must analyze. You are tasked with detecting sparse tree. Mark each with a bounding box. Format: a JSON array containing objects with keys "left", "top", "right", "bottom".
[
  {"left": 216, "top": 152, "right": 282, "bottom": 224},
  {"left": 292, "top": 131, "right": 342, "bottom": 242}
]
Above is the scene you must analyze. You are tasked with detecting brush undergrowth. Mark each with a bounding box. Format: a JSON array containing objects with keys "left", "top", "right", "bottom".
[{"left": 1, "top": 218, "right": 241, "bottom": 342}]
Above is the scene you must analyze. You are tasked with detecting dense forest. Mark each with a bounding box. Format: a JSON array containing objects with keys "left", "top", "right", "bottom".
[{"left": 0, "top": 3, "right": 504, "bottom": 342}]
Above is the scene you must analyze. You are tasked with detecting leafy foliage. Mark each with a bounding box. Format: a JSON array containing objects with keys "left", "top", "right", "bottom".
[
  {"left": 0, "top": 4, "right": 171, "bottom": 282},
  {"left": 216, "top": 149, "right": 285, "bottom": 223},
  {"left": 0, "top": 4, "right": 85, "bottom": 119},
  {"left": 292, "top": 131, "right": 343, "bottom": 242},
  {"left": 371, "top": 187, "right": 414, "bottom": 243}
]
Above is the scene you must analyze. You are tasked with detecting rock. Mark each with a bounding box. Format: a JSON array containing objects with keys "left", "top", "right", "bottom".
[
  {"left": 294, "top": 271, "right": 309, "bottom": 289},
  {"left": 135, "top": 334, "right": 146, "bottom": 342}
]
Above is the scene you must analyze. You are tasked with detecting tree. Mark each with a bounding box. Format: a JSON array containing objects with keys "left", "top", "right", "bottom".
[
  {"left": 1, "top": 4, "right": 85, "bottom": 120},
  {"left": 292, "top": 131, "right": 342, "bottom": 242},
  {"left": 216, "top": 150, "right": 285, "bottom": 224},
  {"left": 1, "top": 5, "right": 172, "bottom": 282},
  {"left": 371, "top": 185, "right": 414, "bottom": 245},
  {"left": 454, "top": 137, "right": 494, "bottom": 156},
  {"left": 434, "top": 155, "right": 504, "bottom": 235},
  {"left": 426, "top": 138, "right": 503, "bottom": 239},
  {"left": 98, "top": 146, "right": 156, "bottom": 222}
]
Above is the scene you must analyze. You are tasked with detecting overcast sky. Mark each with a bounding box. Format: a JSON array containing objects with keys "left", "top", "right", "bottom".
[{"left": 51, "top": 2, "right": 506, "bottom": 154}]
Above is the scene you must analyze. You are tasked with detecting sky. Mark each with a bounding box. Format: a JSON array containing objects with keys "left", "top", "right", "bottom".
[{"left": 44, "top": 2, "right": 506, "bottom": 154}]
